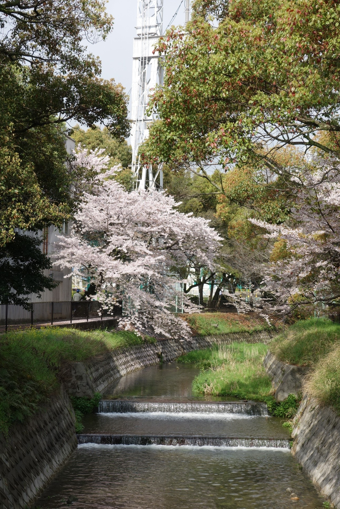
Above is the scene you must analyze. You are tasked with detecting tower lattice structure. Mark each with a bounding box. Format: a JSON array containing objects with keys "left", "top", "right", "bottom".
[{"left": 130, "top": 0, "right": 164, "bottom": 190}]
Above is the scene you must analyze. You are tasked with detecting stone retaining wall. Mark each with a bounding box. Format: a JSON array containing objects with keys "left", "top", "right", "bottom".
[
  {"left": 0, "top": 387, "right": 77, "bottom": 509},
  {"left": 64, "top": 330, "right": 274, "bottom": 397},
  {"left": 264, "top": 352, "right": 340, "bottom": 507},
  {"left": 263, "top": 351, "right": 309, "bottom": 401},
  {"left": 0, "top": 329, "right": 274, "bottom": 508},
  {"left": 292, "top": 394, "right": 340, "bottom": 508}
]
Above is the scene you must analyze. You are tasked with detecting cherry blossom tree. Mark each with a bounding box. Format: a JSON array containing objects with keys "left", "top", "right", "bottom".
[
  {"left": 232, "top": 156, "right": 340, "bottom": 319},
  {"left": 55, "top": 148, "right": 222, "bottom": 339}
]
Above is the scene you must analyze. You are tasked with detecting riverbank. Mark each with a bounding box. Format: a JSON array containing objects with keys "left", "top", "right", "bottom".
[
  {"left": 0, "top": 327, "right": 147, "bottom": 435},
  {"left": 184, "top": 311, "right": 274, "bottom": 336},
  {"left": 1, "top": 318, "right": 276, "bottom": 509},
  {"left": 266, "top": 318, "right": 340, "bottom": 508},
  {"left": 269, "top": 317, "right": 340, "bottom": 413},
  {"left": 177, "top": 343, "right": 299, "bottom": 418},
  {"left": 180, "top": 317, "right": 340, "bottom": 417}
]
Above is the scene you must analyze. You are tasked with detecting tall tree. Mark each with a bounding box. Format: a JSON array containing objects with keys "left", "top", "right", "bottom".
[
  {"left": 0, "top": 0, "right": 129, "bottom": 246},
  {"left": 0, "top": 0, "right": 130, "bottom": 302},
  {"left": 55, "top": 149, "right": 222, "bottom": 338},
  {"left": 0, "top": 233, "right": 57, "bottom": 307},
  {"left": 143, "top": 0, "right": 340, "bottom": 186}
]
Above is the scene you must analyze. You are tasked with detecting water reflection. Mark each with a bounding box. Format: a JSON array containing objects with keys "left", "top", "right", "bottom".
[
  {"left": 83, "top": 412, "right": 290, "bottom": 438},
  {"left": 36, "top": 446, "right": 324, "bottom": 508}
]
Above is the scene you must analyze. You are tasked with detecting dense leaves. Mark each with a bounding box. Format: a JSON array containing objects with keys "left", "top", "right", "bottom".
[
  {"left": 144, "top": 0, "right": 340, "bottom": 172},
  {"left": 0, "top": 233, "right": 57, "bottom": 307},
  {"left": 0, "top": 0, "right": 129, "bottom": 248},
  {"left": 72, "top": 125, "right": 133, "bottom": 190}
]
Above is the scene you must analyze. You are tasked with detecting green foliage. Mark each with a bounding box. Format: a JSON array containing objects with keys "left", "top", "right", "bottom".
[
  {"left": 0, "top": 328, "right": 146, "bottom": 434},
  {"left": 0, "top": 128, "right": 68, "bottom": 246},
  {"left": 269, "top": 318, "right": 340, "bottom": 415},
  {"left": 180, "top": 342, "right": 273, "bottom": 401},
  {"left": 179, "top": 343, "right": 301, "bottom": 418},
  {"left": 0, "top": 233, "right": 57, "bottom": 307},
  {"left": 70, "top": 393, "right": 101, "bottom": 433},
  {"left": 266, "top": 395, "right": 300, "bottom": 419},
  {"left": 282, "top": 421, "right": 294, "bottom": 434},
  {"left": 186, "top": 312, "right": 271, "bottom": 336},
  {"left": 70, "top": 393, "right": 101, "bottom": 415},
  {"left": 144, "top": 0, "right": 340, "bottom": 171},
  {"left": 71, "top": 125, "right": 133, "bottom": 191},
  {"left": 74, "top": 410, "right": 85, "bottom": 433},
  {"left": 0, "top": 0, "right": 129, "bottom": 248},
  {"left": 72, "top": 125, "right": 132, "bottom": 169},
  {"left": 270, "top": 318, "right": 340, "bottom": 366}
]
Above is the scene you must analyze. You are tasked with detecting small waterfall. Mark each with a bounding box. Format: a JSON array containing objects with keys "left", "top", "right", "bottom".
[
  {"left": 98, "top": 400, "right": 268, "bottom": 416},
  {"left": 77, "top": 434, "right": 289, "bottom": 449}
]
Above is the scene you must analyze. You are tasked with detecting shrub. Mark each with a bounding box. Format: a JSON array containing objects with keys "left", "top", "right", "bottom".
[{"left": 70, "top": 393, "right": 101, "bottom": 433}]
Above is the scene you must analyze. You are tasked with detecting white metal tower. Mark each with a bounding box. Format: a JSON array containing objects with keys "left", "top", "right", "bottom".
[{"left": 130, "top": 0, "right": 164, "bottom": 190}]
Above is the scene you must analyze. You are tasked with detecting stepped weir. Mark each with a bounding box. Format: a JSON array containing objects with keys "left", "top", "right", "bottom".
[
  {"left": 78, "top": 434, "right": 290, "bottom": 449},
  {"left": 98, "top": 400, "right": 269, "bottom": 415},
  {"left": 36, "top": 363, "right": 324, "bottom": 508}
]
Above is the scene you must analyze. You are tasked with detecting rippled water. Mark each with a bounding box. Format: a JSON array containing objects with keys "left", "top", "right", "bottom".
[
  {"left": 35, "top": 363, "right": 325, "bottom": 508},
  {"left": 103, "top": 363, "right": 212, "bottom": 400},
  {"left": 83, "top": 412, "right": 289, "bottom": 438},
  {"left": 36, "top": 446, "right": 324, "bottom": 508}
]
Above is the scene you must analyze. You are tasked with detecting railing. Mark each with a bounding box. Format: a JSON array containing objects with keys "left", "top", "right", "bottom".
[{"left": 0, "top": 301, "right": 122, "bottom": 332}]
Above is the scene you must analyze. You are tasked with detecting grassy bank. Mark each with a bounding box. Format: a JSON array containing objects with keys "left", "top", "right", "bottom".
[
  {"left": 0, "top": 327, "right": 148, "bottom": 434},
  {"left": 269, "top": 318, "right": 340, "bottom": 414},
  {"left": 179, "top": 343, "right": 272, "bottom": 400},
  {"left": 269, "top": 318, "right": 340, "bottom": 366},
  {"left": 178, "top": 342, "right": 299, "bottom": 417},
  {"left": 184, "top": 312, "right": 273, "bottom": 336}
]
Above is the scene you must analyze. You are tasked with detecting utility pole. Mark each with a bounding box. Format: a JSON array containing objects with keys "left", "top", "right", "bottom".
[
  {"left": 185, "top": 0, "right": 190, "bottom": 24},
  {"left": 130, "top": 0, "right": 164, "bottom": 191}
]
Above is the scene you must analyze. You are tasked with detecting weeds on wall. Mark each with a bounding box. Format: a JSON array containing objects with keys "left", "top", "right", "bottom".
[{"left": 70, "top": 393, "right": 101, "bottom": 433}]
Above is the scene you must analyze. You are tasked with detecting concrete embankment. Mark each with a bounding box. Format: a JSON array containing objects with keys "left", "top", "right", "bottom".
[
  {"left": 264, "top": 352, "right": 340, "bottom": 508},
  {"left": 0, "top": 387, "right": 77, "bottom": 509},
  {"left": 292, "top": 394, "right": 340, "bottom": 509},
  {"left": 263, "top": 351, "right": 309, "bottom": 401},
  {"left": 0, "top": 329, "right": 273, "bottom": 508},
  {"left": 63, "top": 330, "right": 274, "bottom": 398}
]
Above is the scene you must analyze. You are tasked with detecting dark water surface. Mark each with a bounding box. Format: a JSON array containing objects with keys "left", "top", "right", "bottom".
[
  {"left": 102, "top": 363, "right": 218, "bottom": 400},
  {"left": 82, "top": 412, "right": 289, "bottom": 438},
  {"left": 36, "top": 446, "right": 324, "bottom": 508}
]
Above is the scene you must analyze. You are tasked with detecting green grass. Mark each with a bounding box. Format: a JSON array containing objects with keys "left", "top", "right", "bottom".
[
  {"left": 0, "top": 327, "right": 147, "bottom": 434},
  {"left": 178, "top": 343, "right": 300, "bottom": 418},
  {"left": 70, "top": 393, "right": 102, "bottom": 433},
  {"left": 306, "top": 343, "right": 340, "bottom": 414},
  {"left": 185, "top": 312, "right": 271, "bottom": 336},
  {"left": 269, "top": 317, "right": 340, "bottom": 367},
  {"left": 269, "top": 317, "right": 340, "bottom": 415},
  {"left": 179, "top": 343, "right": 272, "bottom": 401}
]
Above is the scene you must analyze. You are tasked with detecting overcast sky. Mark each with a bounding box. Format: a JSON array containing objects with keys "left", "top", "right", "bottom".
[{"left": 87, "top": 0, "right": 186, "bottom": 102}]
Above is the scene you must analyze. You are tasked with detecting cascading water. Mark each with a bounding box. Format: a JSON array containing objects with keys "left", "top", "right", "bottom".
[
  {"left": 98, "top": 400, "right": 269, "bottom": 415},
  {"left": 36, "top": 363, "right": 324, "bottom": 508},
  {"left": 78, "top": 434, "right": 290, "bottom": 449}
]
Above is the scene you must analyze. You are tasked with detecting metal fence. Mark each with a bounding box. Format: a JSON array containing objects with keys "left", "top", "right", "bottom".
[{"left": 0, "top": 301, "right": 122, "bottom": 332}]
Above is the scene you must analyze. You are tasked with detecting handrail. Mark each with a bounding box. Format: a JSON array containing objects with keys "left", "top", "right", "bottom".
[{"left": 0, "top": 301, "right": 122, "bottom": 332}]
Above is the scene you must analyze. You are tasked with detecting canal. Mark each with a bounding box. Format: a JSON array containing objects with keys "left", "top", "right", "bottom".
[{"left": 36, "top": 363, "right": 325, "bottom": 508}]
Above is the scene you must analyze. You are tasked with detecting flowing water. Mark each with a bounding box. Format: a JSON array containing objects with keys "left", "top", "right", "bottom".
[
  {"left": 82, "top": 412, "right": 288, "bottom": 437},
  {"left": 35, "top": 363, "right": 325, "bottom": 508},
  {"left": 102, "top": 363, "right": 205, "bottom": 400}
]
